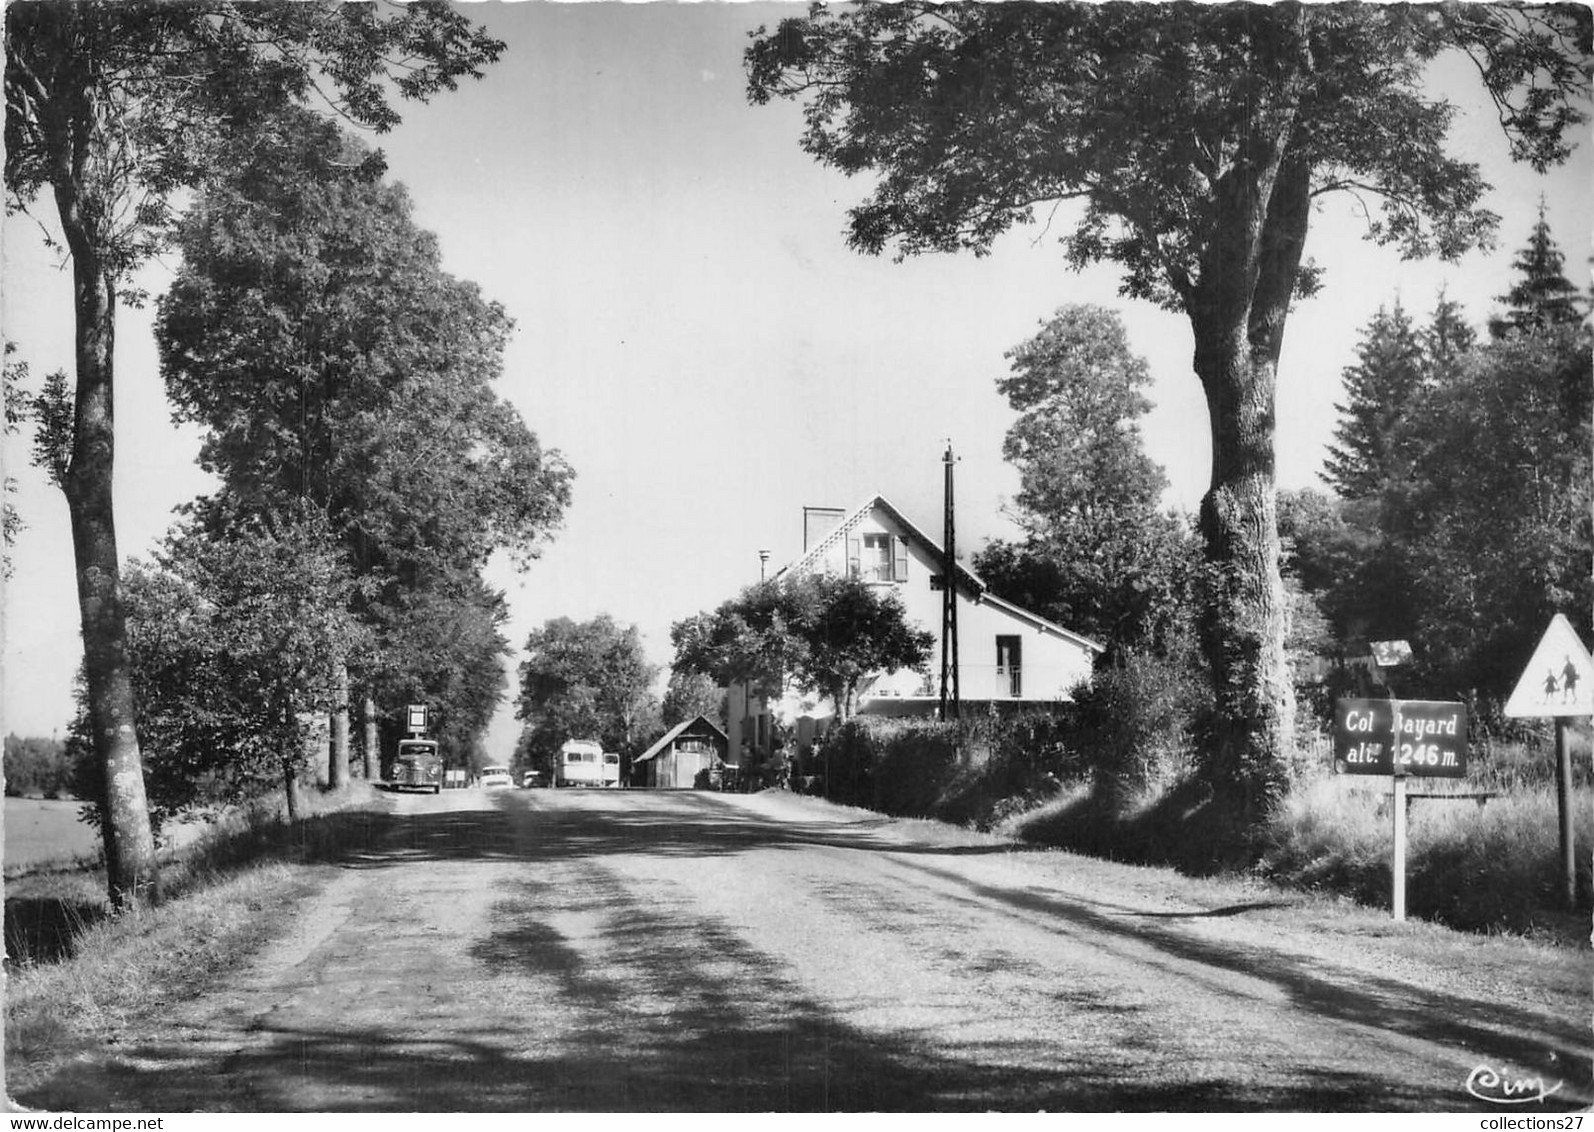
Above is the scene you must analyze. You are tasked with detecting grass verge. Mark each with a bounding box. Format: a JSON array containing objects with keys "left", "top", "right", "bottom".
[
  {"left": 1005, "top": 774, "right": 1592, "bottom": 944},
  {"left": 1258, "top": 777, "right": 1594, "bottom": 938},
  {"left": 6, "top": 784, "right": 394, "bottom": 1094},
  {"left": 6, "top": 861, "right": 327, "bottom": 1095}
]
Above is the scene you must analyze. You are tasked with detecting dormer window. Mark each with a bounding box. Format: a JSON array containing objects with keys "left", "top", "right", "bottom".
[{"left": 849, "top": 532, "right": 909, "bottom": 583}]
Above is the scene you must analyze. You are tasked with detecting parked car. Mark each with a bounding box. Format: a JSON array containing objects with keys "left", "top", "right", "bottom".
[
  {"left": 479, "top": 766, "right": 513, "bottom": 789},
  {"left": 521, "top": 769, "right": 547, "bottom": 789}
]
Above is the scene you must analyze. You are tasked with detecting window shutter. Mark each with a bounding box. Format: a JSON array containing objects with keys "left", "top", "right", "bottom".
[
  {"left": 893, "top": 535, "right": 909, "bottom": 581},
  {"left": 847, "top": 535, "right": 862, "bottom": 578}
]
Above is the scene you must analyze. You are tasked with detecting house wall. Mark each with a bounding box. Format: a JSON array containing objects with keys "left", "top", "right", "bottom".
[{"left": 802, "top": 507, "right": 1097, "bottom": 704}]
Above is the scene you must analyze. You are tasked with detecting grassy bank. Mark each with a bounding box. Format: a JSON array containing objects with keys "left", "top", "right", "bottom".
[
  {"left": 810, "top": 716, "right": 1592, "bottom": 942},
  {"left": 1257, "top": 777, "right": 1593, "bottom": 937},
  {"left": 1004, "top": 774, "right": 1592, "bottom": 942},
  {"left": 6, "top": 785, "right": 394, "bottom": 1091}
]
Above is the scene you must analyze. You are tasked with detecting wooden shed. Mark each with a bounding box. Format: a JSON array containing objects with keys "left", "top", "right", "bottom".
[{"left": 633, "top": 715, "right": 728, "bottom": 789}]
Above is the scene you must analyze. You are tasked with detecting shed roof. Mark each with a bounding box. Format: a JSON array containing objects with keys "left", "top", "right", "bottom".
[{"left": 634, "top": 714, "right": 728, "bottom": 764}]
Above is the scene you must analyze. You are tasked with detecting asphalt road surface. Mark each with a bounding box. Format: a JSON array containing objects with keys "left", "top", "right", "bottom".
[{"left": 33, "top": 787, "right": 1592, "bottom": 1112}]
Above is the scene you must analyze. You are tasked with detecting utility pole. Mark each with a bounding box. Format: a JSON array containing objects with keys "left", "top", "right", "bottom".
[{"left": 940, "top": 444, "right": 960, "bottom": 721}]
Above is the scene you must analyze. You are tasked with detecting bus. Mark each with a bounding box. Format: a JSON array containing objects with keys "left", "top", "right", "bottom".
[
  {"left": 390, "top": 737, "right": 443, "bottom": 793},
  {"left": 556, "top": 739, "right": 619, "bottom": 788}
]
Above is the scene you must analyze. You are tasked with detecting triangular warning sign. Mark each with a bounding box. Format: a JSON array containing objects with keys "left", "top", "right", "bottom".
[{"left": 1505, "top": 613, "right": 1594, "bottom": 718}]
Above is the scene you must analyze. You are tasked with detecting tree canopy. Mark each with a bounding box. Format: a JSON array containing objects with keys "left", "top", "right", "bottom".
[
  {"left": 974, "top": 305, "right": 1200, "bottom": 655},
  {"left": 157, "top": 113, "right": 573, "bottom": 586},
  {"left": 517, "top": 616, "right": 661, "bottom": 764},
  {"left": 672, "top": 573, "right": 934, "bottom": 721},
  {"left": 155, "top": 111, "right": 574, "bottom": 770},
  {"left": 6, "top": 0, "right": 503, "bottom": 278},
  {"left": 96, "top": 509, "right": 361, "bottom": 829}
]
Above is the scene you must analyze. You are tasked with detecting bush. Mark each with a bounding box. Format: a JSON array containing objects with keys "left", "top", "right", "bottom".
[
  {"left": 4, "top": 735, "right": 76, "bottom": 799},
  {"left": 809, "top": 710, "right": 1084, "bottom": 828},
  {"left": 1068, "top": 648, "right": 1210, "bottom": 806}
]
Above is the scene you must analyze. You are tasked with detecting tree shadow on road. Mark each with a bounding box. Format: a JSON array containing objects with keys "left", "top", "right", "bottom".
[
  {"left": 14, "top": 792, "right": 1584, "bottom": 1113},
  {"left": 20, "top": 856, "right": 1447, "bottom": 1114},
  {"left": 888, "top": 856, "right": 1593, "bottom": 1111}
]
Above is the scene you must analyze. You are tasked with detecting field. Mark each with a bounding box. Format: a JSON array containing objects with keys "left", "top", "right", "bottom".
[
  {"left": 5, "top": 798, "right": 216, "bottom": 877},
  {"left": 5, "top": 798, "right": 101, "bottom": 874}
]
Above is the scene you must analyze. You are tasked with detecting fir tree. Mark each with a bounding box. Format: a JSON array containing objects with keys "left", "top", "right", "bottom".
[
  {"left": 1489, "top": 204, "right": 1584, "bottom": 339},
  {"left": 1422, "top": 290, "right": 1478, "bottom": 383},
  {"left": 1323, "top": 302, "right": 1428, "bottom": 499}
]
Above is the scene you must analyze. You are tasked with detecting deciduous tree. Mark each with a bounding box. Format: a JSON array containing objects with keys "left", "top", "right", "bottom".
[
  {"left": 973, "top": 305, "right": 1200, "bottom": 655},
  {"left": 155, "top": 111, "right": 573, "bottom": 783},
  {"left": 5, "top": 0, "right": 504, "bottom": 908},
  {"left": 672, "top": 574, "right": 934, "bottom": 722},
  {"left": 661, "top": 671, "right": 726, "bottom": 730},
  {"left": 746, "top": 2, "right": 1589, "bottom": 820},
  {"left": 77, "top": 509, "right": 361, "bottom": 830},
  {"left": 517, "top": 616, "right": 661, "bottom": 763}
]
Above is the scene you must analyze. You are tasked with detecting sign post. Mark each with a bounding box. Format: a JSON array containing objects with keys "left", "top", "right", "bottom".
[
  {"left": 1334, "top": 697, "right": 1468, "bottom": 921},
  {"left": 1504, "top": 613, "right": 1594, "bottom": 911}
]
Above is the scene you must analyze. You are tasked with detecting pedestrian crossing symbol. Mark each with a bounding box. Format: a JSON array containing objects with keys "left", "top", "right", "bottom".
[{"left": 1505, "top": 613, "right": 1594, "bottom": 718}]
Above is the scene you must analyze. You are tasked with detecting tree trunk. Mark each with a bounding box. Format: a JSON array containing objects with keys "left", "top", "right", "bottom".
[
  {"left": 329, "top": 660, "right": 350, "bottom": 789},
  {"left": 62, "top": 239, "right": 159, "bottom": 910},
  {"left": 1192, "top": 335, "right": 1293, "bottom": 820},
  {"left": 1186, "top": 147, "right": 1312, "bottom": 828},
  {"left": 282, "top": 758, "right": 300, "bottom": 824},
  {"left": 363, "top": 694, "right": 379, "bottom": 780}
]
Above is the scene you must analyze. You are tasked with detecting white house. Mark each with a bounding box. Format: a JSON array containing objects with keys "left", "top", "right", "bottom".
[{"left": 725, "top": 496, "right": 1103, "bottom": 764}]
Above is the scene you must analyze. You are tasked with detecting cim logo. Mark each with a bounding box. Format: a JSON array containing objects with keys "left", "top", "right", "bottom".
[{"left": 1466, "top": 1064, "right": 1565, "bottom": 1105}]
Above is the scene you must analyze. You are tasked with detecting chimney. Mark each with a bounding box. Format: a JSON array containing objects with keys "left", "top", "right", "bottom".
[{"left": 803, "top": 506, "right": 846, "bottom": 552}]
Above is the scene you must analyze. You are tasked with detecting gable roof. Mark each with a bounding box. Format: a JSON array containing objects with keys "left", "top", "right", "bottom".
[
  {"left": 779, "top": 493, "right": 1103, "bottom": 654},
  {"left": 634, "top": 714, "right": 728, "bottom": 764},
  {"left": 779, "top": 493, "right": 985, "bottom": 594}
]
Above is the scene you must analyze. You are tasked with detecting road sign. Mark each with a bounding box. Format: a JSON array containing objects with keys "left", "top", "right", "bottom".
[
  {"left": 1335, "top": 696, "right": 1469, "bottom": 922},
  {"left": 406, "top": 703, "right": 430, "bottom": 734},
  {"left": 1333, "top": 698, "right": 1467, "bottom": 777},
  {"left": 1504, "top": 613, "right": 1594, "bottom": 718},
  {"left": 1370, "top": 639, "right": 1412, "bottom": 667}
]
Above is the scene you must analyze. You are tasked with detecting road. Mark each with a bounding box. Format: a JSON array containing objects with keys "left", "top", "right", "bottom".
[{"left": 26, "top": 787, "right": 1591, "bottom": 1112}]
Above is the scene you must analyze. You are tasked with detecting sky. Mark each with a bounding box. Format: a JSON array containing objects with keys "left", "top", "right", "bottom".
[{"left": 3, "top": 1, "right": 1590, "bottom": 758}]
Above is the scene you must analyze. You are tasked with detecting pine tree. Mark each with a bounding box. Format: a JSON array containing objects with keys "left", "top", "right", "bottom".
[
  {"left": 1323, "top": 302, "right": 1428, "bottom": 499},
  {"left": 1489, "top": 204, "right": 1585, "bottom": 339},
  {"left": 1422, "top": 290, "right": 1478, "bottom": 383}
]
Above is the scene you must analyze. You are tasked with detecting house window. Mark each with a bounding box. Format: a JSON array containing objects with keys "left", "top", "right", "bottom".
[{"left": 849, "top": 533, "right": 909, "bottom": 583}]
